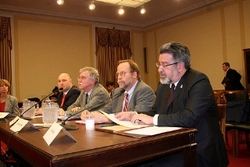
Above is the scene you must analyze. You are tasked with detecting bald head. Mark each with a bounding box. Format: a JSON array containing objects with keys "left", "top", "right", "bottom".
[{"left": 58, "top": 73, "right": 73, "bottom": 92}]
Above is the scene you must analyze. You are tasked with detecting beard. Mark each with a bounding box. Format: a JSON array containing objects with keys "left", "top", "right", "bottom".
[
  {"left": 159, "top": 71, "right": 171, "bottom": 84},
  {"left": 160, "top": 78, "right": 171, "bottom": 84}
]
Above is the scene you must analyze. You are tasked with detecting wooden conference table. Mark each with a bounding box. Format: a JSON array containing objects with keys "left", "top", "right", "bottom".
[{"left": 0, "top": 117, "right": 197, "bottom": 167}]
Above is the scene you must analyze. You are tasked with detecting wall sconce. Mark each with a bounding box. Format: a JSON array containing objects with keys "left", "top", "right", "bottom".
[
  {"left": 89, "top": 2, "right": 96, "bottom": 10},
  {"left": 57, "top": 0, "right": 64, "bottom": 5},
  {"left": 118, "top": 7, "right": 125, "bottom": 15},
  {"left": 140, "top": 6, "right": 146, "bottom": 14}
]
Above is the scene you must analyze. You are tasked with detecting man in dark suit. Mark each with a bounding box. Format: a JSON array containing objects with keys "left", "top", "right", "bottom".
[
  {"left": 221, "top": 62, "right": 244, "bottom": 90},
  {"left": 119, "top": 42, "right": 229, "bottom": 167},
  {"left": 57, "top": 73, "right": 80, "bottom": 115}
]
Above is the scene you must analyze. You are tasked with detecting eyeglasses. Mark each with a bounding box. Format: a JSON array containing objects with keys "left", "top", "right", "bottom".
[
  {"left": 115, "top": 71, "right": 133, "bottom": 78},
  {"left": 77, "top": 76, "right": 87, "bottom": 80},
  {"left": 156, "top": 62, "right": 178, "bottom": 68}
]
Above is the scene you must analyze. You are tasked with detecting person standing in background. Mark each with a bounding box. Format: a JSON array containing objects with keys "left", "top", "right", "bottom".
[{"left": 221, "top": 62, "right": 244, "bottom": 90}]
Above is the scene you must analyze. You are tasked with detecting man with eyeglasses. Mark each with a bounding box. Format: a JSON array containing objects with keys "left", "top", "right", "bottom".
[
  {"left": 65, "top": 67, "right": 110, "bottom": 118},
  {"left": 117, "top": 42, "right": 229, "bottom": 167},
  {"left": 80, "top": 59, "right": 156, "bottom": 123}
]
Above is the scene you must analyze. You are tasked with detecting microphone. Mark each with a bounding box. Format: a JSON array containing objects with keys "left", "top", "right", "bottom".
[
  {"left": 20, "top": 88, "right": 63, "bottom": 120},
  {"left": 61, "top": 88, "right": 125, "bottom": 130}
]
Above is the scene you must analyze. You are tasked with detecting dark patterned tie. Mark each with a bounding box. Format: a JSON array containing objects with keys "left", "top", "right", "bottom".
[
  {"left": 85, "top": 93, "right": 89, "bottom": 104},
  {"left": 167, "top": 84, "right": 175, "bottom": 108}
]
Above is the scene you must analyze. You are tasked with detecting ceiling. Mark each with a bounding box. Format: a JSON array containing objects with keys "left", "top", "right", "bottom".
[{"left": 0, "top": 0, "right": 227, "bottom": 29}]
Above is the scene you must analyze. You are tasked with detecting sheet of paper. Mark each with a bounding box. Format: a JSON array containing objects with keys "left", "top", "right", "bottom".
[
  {"left": 75, "top": 120, "right": 85, "bottom": 124},
  {"left": 33, "top": 123, "right": 52, "bottom": 128},
  {"left": 124, "top": 126, "right": 181, "bottom": 136},
  {"left": 0, "top": 112, "right": 9, "bottom": 119},
  {"left": 99, "top": 110, "right": 148, "bottom": 128}
]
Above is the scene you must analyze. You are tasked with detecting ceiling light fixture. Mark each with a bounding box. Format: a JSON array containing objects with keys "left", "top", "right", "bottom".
[
  {"left": 57, "top": 0, "right": 64, "bottom": 5},
  {"left": 140, "top": 6, "right": 146, "bottom": 14},
  {"left": 118, "top": 7, "right": 125, "bottom": 15},
  {"left": 89, "top": 2, "right": 96, "bottom": 10}
]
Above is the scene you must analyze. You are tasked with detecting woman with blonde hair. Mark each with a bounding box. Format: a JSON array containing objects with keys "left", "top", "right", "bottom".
[{"left": 0, "top": 79, "right": 19, "bottom": 156}]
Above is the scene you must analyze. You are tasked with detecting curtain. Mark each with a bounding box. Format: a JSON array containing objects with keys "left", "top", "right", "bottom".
[
  {"left": 0, "top": 16, "right": 12, "bottom": 93},
  {"left": 95, "top": 27, "right": 132, "bottom": 88}
]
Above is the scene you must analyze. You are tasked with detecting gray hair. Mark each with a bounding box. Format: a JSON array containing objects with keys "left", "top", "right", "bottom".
[
  {"left": 159, "top": 42, "right": 191, "bottom": 70},
  {"left": 79, "top": 67, "right": 99, "bottom": 83}
]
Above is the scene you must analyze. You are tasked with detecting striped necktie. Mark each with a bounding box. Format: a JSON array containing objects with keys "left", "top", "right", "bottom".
[{"left": 122, "top": 93, "right": 129, "bottom": 111}]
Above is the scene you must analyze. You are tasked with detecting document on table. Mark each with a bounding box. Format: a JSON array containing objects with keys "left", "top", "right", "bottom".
[
  {"left": 99, "top": 110, "right": 148, "bottom": 128},
  {"left": 124, "top": 126, "right": 182, "bottom": 136}
]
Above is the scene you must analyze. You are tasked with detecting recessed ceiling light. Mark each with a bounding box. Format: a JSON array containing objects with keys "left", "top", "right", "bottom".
[
  {"left": 118, "top": 8, "right": 125, "bottom": 15},
  {"left": 57, "top": 0, "right": 64, "bottom": 5},
  {"left": 89, "top": 3, "right": 96, "bottom": 10}
]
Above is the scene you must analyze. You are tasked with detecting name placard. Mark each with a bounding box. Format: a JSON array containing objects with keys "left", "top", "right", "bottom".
[
  {"left": 43, "top": 123, "right": 77, "bottom": 145},
  {"left": 10, "top": 118, "right": 39, "bottom": 132},
  {"left": 9, "top": 116, "right": 20, "bottom": 126}
]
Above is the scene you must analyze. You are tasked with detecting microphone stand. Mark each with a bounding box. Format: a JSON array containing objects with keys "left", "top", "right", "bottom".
[
  {"left": 61, "top": 89, "right": 125, "bottom": 130},
  {"left": 20, "top": 88, "right": 62, "bottom": 120}
]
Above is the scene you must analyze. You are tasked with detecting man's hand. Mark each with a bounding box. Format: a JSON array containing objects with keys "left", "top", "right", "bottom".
[
  {"left": 58, "top": 108, "right": 65, "bottom": 116},
  {"left": 115, "top": 111, "right": 137, "bottom": 121},
  {"left": 81, "top": 111, "right": 110, "bottom": 123},
  {"left": 71, "top": 107, "right": 81, "bottom": 112},
  {"left": 131, "top": 114, "right": 153, "bottom": 125}
]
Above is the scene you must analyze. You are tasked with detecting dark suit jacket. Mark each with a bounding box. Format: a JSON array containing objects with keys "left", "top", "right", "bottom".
[
  {"left": 148, "top": 69, "right": 228, "bottom": 167},
  {"left": 221, "top": 68, "right": 244, "bottom": 90},
  {"left": 57, "top": 85, "right": 80, "bottom": 111}
]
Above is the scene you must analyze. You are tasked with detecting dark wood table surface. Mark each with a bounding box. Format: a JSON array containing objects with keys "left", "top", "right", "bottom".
[{"left": 0, "top": 117, "right": 197, "bottom": 167}]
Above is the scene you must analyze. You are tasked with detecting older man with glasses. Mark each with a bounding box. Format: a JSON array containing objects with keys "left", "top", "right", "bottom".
[
  {"left": 65, "top": 67, "right": 110, "bottom": 118},
  {"left": 116, "top": 42, "right": 229, "bottom": 167},
  {"left": 80, "top": 59, "right": 156, "bottom": 123}
]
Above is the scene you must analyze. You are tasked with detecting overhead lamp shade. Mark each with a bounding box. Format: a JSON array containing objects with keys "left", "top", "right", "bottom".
[{"left": 57, "top": 0, "right": 64, "bottom": 5}]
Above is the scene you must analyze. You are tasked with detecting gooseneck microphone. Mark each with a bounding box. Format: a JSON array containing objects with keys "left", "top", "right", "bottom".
[
  {"left": 61, "top": 89, "right": 125, "bottom": 130},
  {"left": 20, "top": 88, "right": 63, "bottom": 120}
]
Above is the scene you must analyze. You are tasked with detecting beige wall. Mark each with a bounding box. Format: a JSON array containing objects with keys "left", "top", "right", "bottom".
[
  {"left": 1, "top": 0, "right": 250, "bottom": 101},
  {"left": 14, "top": 17, "right": 94, "bottom": 100},
  {"left": 143, "top": 0, "right": 250, "bottom": 91}
]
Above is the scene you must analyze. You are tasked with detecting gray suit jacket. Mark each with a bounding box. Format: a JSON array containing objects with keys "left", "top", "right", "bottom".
[
  {"left": 4, "top": 95, "right": 20, "bottom": 115},
  {"left": 102, "top": 81, "right": 156, "bottom": 114},
  {"left": 66, "top": 83, "right": 110, "bottom": 116}
]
